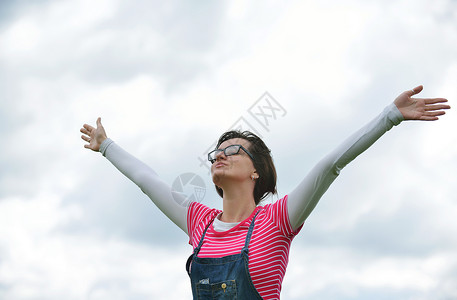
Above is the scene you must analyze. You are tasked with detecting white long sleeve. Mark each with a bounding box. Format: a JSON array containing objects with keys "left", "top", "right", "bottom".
[
  {"left": 100, "top": 139, "right": 189, "bottom": 234},
  {"left": 287, "top": 103, "right": 404, "bottom": 230}
]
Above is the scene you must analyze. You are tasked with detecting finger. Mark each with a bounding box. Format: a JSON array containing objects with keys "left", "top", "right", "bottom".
[
  {"left": 418, "top": 111, "right": 446, "bottom": 121},
  {"left": 409, "top": 85, "right": 423, "bottom": 97},
  {"left": 96, "top": 117, "right": 102, "bottom": 128},
  {"left": 419, "top": 111, "right": 442, "bottom": 120},
  {"left": 80, "top": 127, "right": 90, "bottom": 135},
  {"left": 81, "top": 135, "right": 90, "bottom": 142},
  {"left": 424, "top": 110, "right": 446, "bottom": 117},
  {"left": 83, "top": 124, "right": 95, "bottom": 132},
  {"left": 424, "top": 98, "right": 449, "bottom": 105},
  {"left": 424, "top": 104, "right": 451, "bottom": 111},
  {"left": 420, "top": 115, "right": 441, "bottom": 121}
]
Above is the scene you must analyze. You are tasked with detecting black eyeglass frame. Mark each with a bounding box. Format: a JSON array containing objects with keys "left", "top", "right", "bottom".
[{"left": 208, "top": 144, "right": 254, "bottom": 164}]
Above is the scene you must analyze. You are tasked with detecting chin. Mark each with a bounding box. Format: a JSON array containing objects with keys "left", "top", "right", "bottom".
[{"left": 212, "top": 172, "right": 223, "bottom": 186}]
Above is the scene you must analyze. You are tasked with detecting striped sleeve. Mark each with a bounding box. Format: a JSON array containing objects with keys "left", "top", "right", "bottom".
[
  {"left": 187, "top": 202, "right": 217, "bottom": 246},
  {"left": 266, "top": 195, "right": 303, "bottom": 238}
]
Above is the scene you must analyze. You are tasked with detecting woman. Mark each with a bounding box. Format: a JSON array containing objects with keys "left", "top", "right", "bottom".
[{"left": 81, "top": 85, "right": 449, "bottom": 299}]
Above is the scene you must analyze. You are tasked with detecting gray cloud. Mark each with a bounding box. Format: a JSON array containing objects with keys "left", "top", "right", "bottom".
[
  {"left": 0, "top": 1, "right": 49, "bottom": 28},
  {"left": 59, "top": 170, "right": 186, "bottom": 246},
  {"left": 1, "top": 0, "right": 228, "bottom": 95},
  {"left": 86, "top": 277, "right": 148, "bottom": 300},
  {"left": 1, "top": 0, "right": 456, "bottom": 299}
]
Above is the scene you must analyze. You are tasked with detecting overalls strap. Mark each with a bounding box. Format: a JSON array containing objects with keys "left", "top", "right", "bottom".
[
  {"left": 242, "top": 209, "right": 261, "bottom": 252},
  {"left": 193, "top": 217, "right": 214, "bottom": 255}
]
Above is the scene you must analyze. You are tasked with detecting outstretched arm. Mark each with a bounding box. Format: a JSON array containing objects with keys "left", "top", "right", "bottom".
[
  {"left": 80, "top": 118, "right": 189, "bottom": 234},
  {"left": 287, "top": 86, "right": 450, "bottom": 231}
]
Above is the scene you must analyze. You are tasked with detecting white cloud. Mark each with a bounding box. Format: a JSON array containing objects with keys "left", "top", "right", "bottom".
[
  {"left": 284, "top": 245, "right": 457, "bottom": 299},
  {"left": 0, "top": 194, "right": 192, "bottom": 300},
  {"left": 0, "top": 0, "right": 456, "bottom": 299}
]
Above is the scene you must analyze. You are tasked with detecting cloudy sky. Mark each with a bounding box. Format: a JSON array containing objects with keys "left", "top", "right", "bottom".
[{"left": 1, "top": 0, "right": 457, "bottom": 299}]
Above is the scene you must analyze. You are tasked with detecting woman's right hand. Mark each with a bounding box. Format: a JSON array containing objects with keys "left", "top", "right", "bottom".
[
  {"left": 394, "top": 85, "right": 450, "bottom": 121},
  {"left": 80, "top": 117, "right": 108, "bottom": 152}
]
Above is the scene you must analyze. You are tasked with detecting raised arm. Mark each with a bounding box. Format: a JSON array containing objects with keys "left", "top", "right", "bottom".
[
  {"left": 287, "top": 86, "right": 450, "bottom": 230},
  {"left": 80, "top": 118, "right": 189, "bottom": 234}
]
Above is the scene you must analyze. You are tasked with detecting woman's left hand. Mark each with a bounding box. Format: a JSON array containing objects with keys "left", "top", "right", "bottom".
[
  {"left": 394, "top": 85, "right": 450, "bottom": 121},
  {"left": 80, "top": 117, "right": 107, "bottom": 152}
]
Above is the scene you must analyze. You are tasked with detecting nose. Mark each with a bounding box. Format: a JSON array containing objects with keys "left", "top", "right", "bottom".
[{"left": 215, "top": 150, "right": 226, "bottom": 161}]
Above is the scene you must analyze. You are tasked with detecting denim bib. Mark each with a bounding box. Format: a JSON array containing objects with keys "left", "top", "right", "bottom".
[{"left": 186, "top": 209, "right": 263, "bottom": 299}]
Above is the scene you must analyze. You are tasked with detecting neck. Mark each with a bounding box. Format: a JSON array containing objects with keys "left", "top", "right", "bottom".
[{"left": 220, "top": 182, "right": 257, "bottom": 223}]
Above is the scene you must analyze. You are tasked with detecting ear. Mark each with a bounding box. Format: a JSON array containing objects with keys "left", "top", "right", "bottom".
[{"left": 251, "top": 171, "right": 259, "bottom": 181}]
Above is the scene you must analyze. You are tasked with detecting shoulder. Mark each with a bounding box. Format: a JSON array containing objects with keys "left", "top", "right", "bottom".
[
  {"left": 188, "top": 202, "right": 221, "bottom": 219},
  {"left": 259, "top": 195, "right": 301, "bottom": 237},
  {"left": 260, "top": 195, "right": 289, "bottom": 215},
  {"left": 187, "top": 202, "right": 221, "bottom": 233}
]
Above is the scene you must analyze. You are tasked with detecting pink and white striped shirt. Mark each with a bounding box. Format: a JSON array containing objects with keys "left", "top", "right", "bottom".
[{"left": 187, "top": 196, "right": 302, "bottom": 300}]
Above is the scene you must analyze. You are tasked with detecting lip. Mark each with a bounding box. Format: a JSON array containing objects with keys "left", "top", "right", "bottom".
[{"left": 214, "top": 162, "right": 226, "bottom": 168}]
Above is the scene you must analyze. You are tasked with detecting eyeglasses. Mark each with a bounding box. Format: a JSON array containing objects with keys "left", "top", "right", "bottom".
[{"left": 208, "top": 144, "right": 254, "bottom": 164}]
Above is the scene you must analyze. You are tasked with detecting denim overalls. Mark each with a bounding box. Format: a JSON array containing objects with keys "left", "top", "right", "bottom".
[{"left": 186, "top": 210, "right": 263, "bottom": 299}]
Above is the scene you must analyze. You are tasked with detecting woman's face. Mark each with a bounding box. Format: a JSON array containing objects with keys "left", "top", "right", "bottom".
[{"left": 211, "top": 138, "right": 257, "bottom": 187}]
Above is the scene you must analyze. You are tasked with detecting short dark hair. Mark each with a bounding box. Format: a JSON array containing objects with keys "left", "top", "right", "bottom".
[{"left": 214, "top": 130, "right": 277, "bottom": 205}]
